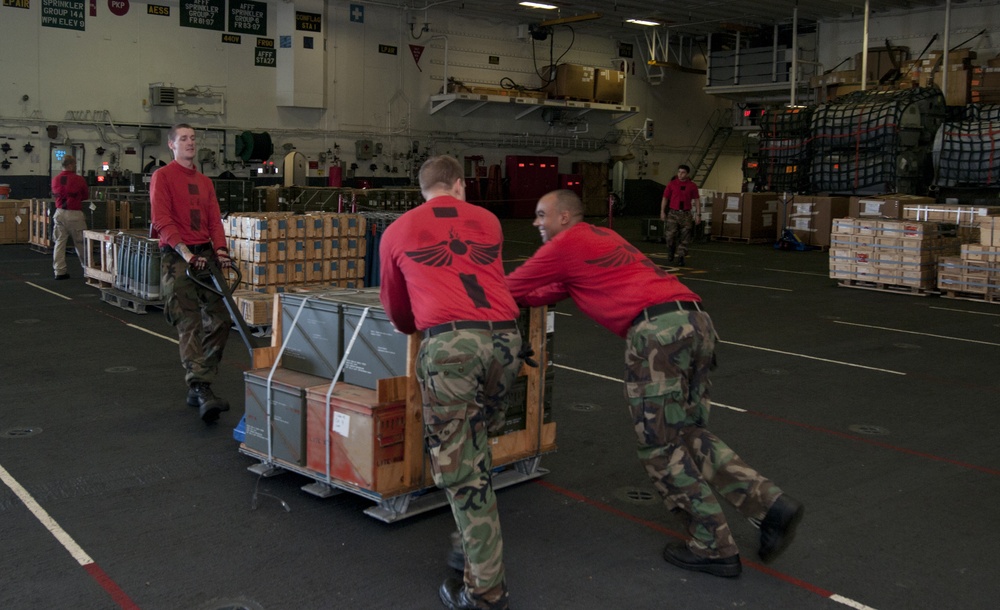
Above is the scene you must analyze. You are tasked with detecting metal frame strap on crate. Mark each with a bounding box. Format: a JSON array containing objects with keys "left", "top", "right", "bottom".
[
  {"left": 264, "top": 296, "right": 313, "bottom": 464},
  {"left": 321, "top": 306, "right": 370, "bottom": 485}
]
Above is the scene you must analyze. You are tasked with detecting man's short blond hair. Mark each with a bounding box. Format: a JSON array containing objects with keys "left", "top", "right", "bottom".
[{"left": 419, "top": 155, "right": 463, "bottom": 192}]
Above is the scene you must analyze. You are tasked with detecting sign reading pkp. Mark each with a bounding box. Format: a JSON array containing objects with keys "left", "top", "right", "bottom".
[{"left": 108, "top": 0, "right": 129, "bottom": 16}]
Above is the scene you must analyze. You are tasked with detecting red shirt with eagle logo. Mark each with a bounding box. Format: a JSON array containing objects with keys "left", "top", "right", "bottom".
[
  {"left": 379, "top": 195, "right": 519, "bottom": 334},
  {"left": 506, "top": 222, "right": 699, "bottom": 337}
]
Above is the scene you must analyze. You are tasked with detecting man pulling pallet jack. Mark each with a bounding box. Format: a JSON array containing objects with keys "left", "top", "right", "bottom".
[{"left": 150, "top": 123, "right": 235, "bottom": 423}]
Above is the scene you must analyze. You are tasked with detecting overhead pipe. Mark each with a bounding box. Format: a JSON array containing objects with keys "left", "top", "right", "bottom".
[
  {"left": 790, "top": 7, "right": 799, "bottom": 106},
  {"left": 861, "top": 0, "right": 870, "bottom": 91},
  {"left": 941, "top": 0, "right": 951, "bottom": 100}
]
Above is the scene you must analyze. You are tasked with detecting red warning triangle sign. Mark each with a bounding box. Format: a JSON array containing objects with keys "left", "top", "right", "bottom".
[{"left": 410, "top": 45, "right": 425, "bottom": 70}]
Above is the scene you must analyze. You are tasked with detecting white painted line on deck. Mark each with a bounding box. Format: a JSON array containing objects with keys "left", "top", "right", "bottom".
[
  {"left": 25, "top": 282, "right": 73, "bottom": 300},
  {"left": 928, "top": 305, "right": 1000, "bottom": 318},
  {"left": 553, "top": 311, "right": 573, "bottom": 317},
  {"left": 833, "top": 320, "right": 1000, "bottom": 347},
  {"left": 720, "top": 340, "right": 907, "bottom": 375},
  {"left": 763, "top": 267, "right": 830, "bottom": 277},
  {"left": 682, "top": 277, "right": 794, "bottom": 292},
  {"left": 711, "top": 402, "right": 747, "bottom": 413},
  {"left": 127, "top": 323, "right": 179, "bottom": 344},
  {"left": 552, "top": 363, "right": 621, "bottom": 382},
  {"left": 830, "top": 594, "right": 878, "bottom": 610},
  {"left": 0, "top": 463, "right": 93, "bottom": 565}
]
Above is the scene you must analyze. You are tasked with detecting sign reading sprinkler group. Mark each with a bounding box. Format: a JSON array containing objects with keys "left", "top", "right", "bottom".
[{"left": 41, "top": 0, "right": 85, "bottom": 31}]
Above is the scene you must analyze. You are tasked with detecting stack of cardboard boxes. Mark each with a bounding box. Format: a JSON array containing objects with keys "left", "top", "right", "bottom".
[
  {"left": 711, "top": 193, "right": 780, "bottom": 240},
  {"left": 542, "top": 64, "right": 626, "bottom": 104},
  {"left": 937, "top": 214, "right": 1000, "bottom": 299},
  {"left": 225, "top": 211, "right": 368, "bottom": 291}
]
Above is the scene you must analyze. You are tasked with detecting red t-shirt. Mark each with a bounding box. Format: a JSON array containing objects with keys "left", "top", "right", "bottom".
[
  {"left": 663, "top": 178, "right": 700, "bottom": 211},
  {"left": 51, "top": 170, "right": 90, "bottom": 211},
  {"left": 379, "top": 195, "right": 519, "bottom": 334},
  {"left": 506, "top": 222, "right": 699, "bottom": 337},
  {"left": 150, "top": 161, "right": 226, "bottom": 250}
]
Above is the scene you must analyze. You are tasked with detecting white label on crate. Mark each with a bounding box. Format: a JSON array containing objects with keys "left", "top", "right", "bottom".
[
  {"left": 332, "top": 412, "right": 350, "bottom": 437},
  {"left": 547, "top": 311, "right": 555, "bottom": 333},
  {"left": 726, "top": 196, "right": 740, "bottom": 210},
  {"left": 89, "top": 202, "right": 97, "bottom": 211}
]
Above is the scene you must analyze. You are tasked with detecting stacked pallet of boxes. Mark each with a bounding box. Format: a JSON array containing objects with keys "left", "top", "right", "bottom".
[
  {"left": 711, "top": 192, "right": 780, "bottom": 241},
  {"left": 240, "top": 285, "right": 556, "bottom": 504},
  {"left": 829, "top": 197, "right": 980, "bottom": 291},
  {"left": 908, "top": 203, "right": 1000, "bottom": 301},
  {"left": 829, "top": 218, "right": 959, "bottom": 290},
  {"left": 0, "top": 199, "right": 31, "bottom": 244}
]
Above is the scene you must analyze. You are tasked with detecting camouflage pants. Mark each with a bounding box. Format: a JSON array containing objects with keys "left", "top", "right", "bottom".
[
  {"left": 161, "top": 250, "right": 230, "bottom": 386},
  {"left": 416, "top": 327, "right": 523, "bottom": 600},
  {"left": 664, "top": 209, "right": 694, "bottom": 259},
  {"left": 625, "top": 310, "right": 781, "bottom": 558}
]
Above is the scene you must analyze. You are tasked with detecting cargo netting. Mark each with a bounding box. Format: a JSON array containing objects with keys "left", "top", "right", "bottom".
[
  {"left": 761, "top": 107, "right": 813, "bottom": 139},
  {"left": 936, "top": 120, "right": 1000, "bottom": 187},
  {"left": 758, "top": 137, "right": 811, "bottom": 193}
]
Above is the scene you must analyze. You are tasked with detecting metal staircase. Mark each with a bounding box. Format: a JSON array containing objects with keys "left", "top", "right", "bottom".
[{"left": 688, "top": 109, "right": 733, "bottom": 185}]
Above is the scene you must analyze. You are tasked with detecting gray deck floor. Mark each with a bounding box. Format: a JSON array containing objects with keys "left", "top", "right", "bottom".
[{"left": 2, "top": 217, "right": 998, "bottom": 610}]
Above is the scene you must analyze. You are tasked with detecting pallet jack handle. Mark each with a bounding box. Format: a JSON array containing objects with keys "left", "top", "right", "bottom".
[{"left": 186, "top": 263, "right": 272, "bottom": 355}]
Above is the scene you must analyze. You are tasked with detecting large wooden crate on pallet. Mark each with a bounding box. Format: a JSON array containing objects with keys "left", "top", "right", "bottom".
[
  {"left": 81, "top": 229, "right": 117, "bottom": 286},
  {"left": 240, "top": 302, "right": 556, "bottom": 514},
  {"left": 29, "top": 199, "right": 54, "bottom": 250}
]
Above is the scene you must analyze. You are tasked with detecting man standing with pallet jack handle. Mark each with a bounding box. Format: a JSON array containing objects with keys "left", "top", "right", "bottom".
[
  {"left": 507, "top": 189, "right": 803, "bottom": 579},
  {"left": 660, "top": 164, "right": 700, "bottom": 266},
  {"left": 151, "top": 123, "right": 233, "bottom": 424},
  {"left": 379, "top": 155, "right": 524, "bottom": 610}
]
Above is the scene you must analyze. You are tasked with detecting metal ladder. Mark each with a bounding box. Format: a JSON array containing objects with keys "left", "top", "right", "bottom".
[{"left": 688, "top": 108, "right": 734, "bottom": 185}]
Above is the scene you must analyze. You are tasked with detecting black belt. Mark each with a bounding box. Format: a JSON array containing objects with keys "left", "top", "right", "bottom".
[
  {"left": 424, "top": 320, "right": 518, "bottom": 338},
  {"left": 160, "top": 242, "right": 213, "bottom": 255},
  {"left": 632, "top": 300, "right": 702, "bottom": 327}
]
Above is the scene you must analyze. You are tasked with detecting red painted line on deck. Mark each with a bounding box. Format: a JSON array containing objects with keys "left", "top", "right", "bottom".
[{"left": 83, "top": 563, "right": 141, "bottom": 610}]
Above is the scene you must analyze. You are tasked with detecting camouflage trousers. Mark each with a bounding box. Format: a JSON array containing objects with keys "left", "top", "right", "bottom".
[
  {"left": 664, "top": 209, "right": 695, "bottom": 259},
  {"left": 416, "top": 326, "right": 523, "bottom": 600},
  {"left": 624, "top": 309, "right": 781, "bottom": 558},
  {"left": 160, "top": 250, "right": 230, "bottom": 386}
]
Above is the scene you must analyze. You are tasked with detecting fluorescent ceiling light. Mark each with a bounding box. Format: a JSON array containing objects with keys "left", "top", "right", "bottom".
[
  {"left": 519, "top": 2, "right": 558, "bottom": 9},
  {"left": 626, "top": 19, "right": 660, "bottom": 26}
]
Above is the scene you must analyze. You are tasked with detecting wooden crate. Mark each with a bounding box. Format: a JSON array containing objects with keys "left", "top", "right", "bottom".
[{"left": 82, "top": 230, "right": 117, "bottom": 285}]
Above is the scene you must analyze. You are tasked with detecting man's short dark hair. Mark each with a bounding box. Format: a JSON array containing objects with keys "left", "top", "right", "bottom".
[
  {"left": 167, "top": 123, "right": 194, "bottom": 142},
  {"left": 678, "top": 164, "right": 691, "bottom": 173}
]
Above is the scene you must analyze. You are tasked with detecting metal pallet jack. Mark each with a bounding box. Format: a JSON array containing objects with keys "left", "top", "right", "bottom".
[
  {"left": 190, "top": 264, "right": 554, "bottom": 522},
  {"left": 774, "top": 193, "right": 818, "bottom": 252}
]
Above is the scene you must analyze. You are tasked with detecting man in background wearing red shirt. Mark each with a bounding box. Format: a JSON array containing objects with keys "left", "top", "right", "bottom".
[
  {"left": 659, "top": 164, "right": 701, "bottom": 266},
  {"left": 150, "top": 123, "right": 233, "bottom": 423},
  {"left": 380, "top": 155, "right": 523, "bottom": 610},
  {"left": 50, "top": 155, "right": 90, "bottom": 280},
  {"left": 507, "top": 189, "right": 803, "bottom": 579}
]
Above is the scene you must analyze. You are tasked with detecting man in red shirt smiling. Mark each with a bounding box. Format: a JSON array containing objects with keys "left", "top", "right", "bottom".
[{"left": 507, "top": 189, "right": 803, "bottom": 579}]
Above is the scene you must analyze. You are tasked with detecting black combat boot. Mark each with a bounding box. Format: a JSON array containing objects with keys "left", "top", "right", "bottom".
[
  {"left": 439, "top": 577, "right": 509, "bottom": 610},
  {"left": 188, "top": 382, "right": 230, "bottom": 423}
]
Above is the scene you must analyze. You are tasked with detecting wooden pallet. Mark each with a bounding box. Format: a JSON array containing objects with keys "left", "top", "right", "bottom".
[
  {"left": 939, "top": 289, "right": 1000, "bottom": 304},
  {"left": 710, "top": 235, "right": 772, "bottom": 244},
  {"left": 100, "top": 287, "right": 163, "bottom": 314},
  {"left": 837, "top": 279, "right": 936, "bottom": 296},
  {"left": 84, "top": 276, "right": 113, "bottom": 290}
]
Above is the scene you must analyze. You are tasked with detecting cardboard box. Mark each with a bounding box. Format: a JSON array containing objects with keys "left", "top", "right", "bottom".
[
  {"left": 903, "top": 203, "right": 1000, "bottom": 225},
  {"left": 305, "top": 383, "right": 406, "bottom": 492},
  {"left": 849, "top": 195, "right": 935, "bottom": 219},
  {"left": 711, "top": 194, "right": 740, "bottom": 237},
  {"left": 593, "top": 68, "right": 625, "bottom": 104},
  {"left": 855, "top": 47, "right": 909, "bottom": 83},
  {"left": 0, "top": 200, "right": 31, "bottom": 244},
  {"left": 542, "top": 64, "right": 595, "bottom": 100},
  {"left": 784, "top": 196, "right": 849, "bottom": 247},
  {"left": 740, "top": 193, "right": 780, "bottom": 239}
]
